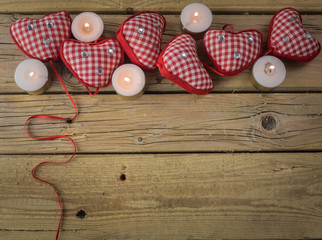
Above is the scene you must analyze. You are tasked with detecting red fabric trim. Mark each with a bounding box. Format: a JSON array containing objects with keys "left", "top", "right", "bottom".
[
  {"left": 116, "top": 11, "right": 166, "bottom": 71},
  {"left": 203, "top": 28, "right": 263, "bottom": 76},
  {"left": 157, "top": 33, "right": 213, "bottom": 95},
  {"left": 9, "top": 10, "right": 72, "bottom": 62},
  {"left": 60, "top": 38, "right": 124, "bottom": 90},
  {"left": 85, "top": 86, "right": 100, "bottom": 95},
  {"left": 266, "top": 7, "right": 321, "bottom": 62}
]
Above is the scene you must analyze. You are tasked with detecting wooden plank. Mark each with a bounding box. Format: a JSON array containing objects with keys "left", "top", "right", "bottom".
[
  {"left": 1, "top": 94, "right": 322, "bottom": 154},
  {"left": 1, "top": 0, "right": 322, "bottom": 13},
  {"left": 1, "top": 153, "right": 322, "bottom": 239},
  {"left": 1, "top": 14, "right": 322, "bottom": 93}
]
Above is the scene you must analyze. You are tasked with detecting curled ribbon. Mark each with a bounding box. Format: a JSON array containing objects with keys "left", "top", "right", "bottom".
[{"left": 24, "top": 60, "right": 78, "bottom": 240}]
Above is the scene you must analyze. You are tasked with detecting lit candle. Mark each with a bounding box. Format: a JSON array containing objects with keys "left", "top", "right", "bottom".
[
  {"left": 251, "top": 56, "right": 286, "bottom": 91},
  {"left": 112, "top": 64, "right": 145, "bottom": 99},
  {"left": 71, "top": 12, "right": 104, "bottom": 42},
  {"left": 14, "top": 59, "right": 49, "bottom": 94},
  {"left": 180, "top": 3, "right": 212, "bottom": 35}
]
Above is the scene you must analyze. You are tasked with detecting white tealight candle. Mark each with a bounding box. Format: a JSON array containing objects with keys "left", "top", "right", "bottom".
[
  {"left": 72, "top": 12, "right": 104, "bottom": 42},
  {"left": 180, "top": 3, "right": 212, "bottom": 34},
  {"left": 14, "top": 59, "right": 49, "bottom": 94},
  {"left": 112, "top": 64, "right": 145, "bottom": 99},
  {"left": 251, "top": 56, "right": 286, "bottom": 91}
]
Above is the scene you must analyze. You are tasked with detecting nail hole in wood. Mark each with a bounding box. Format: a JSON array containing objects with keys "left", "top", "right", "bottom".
[
  {"left": 120, "top": 174, "right": 126, "bottom": 181},
  {"left": 126, "top": 7, "right": 134, "bottom": 14},
  {"left": 66, "top": 119, "right": 73, "bottom": 124},
  {"left": 76, "top": 209, "right": 86, "bottom": 219},
  {"left": 156, "top": 76, "right": 163, "bottom": 84},
  {"left": 261, "top": 115, "right": 276, "bottom": 130}
]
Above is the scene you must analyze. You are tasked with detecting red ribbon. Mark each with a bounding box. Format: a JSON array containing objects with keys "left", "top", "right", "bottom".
[{"left": 25, "top": 60, "right": 78, "bottom": 240}]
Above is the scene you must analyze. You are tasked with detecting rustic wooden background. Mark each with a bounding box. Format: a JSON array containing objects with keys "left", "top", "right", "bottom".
[{"left": 1, "top": 1, "right": 322, "bottom": 239}]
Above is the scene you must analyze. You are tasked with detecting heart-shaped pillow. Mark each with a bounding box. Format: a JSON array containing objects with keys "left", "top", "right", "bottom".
[
  {"left": 10, "top": 11, "right": 72, "bottom": 62},
  {"left": 117, "top": 11, "right": 166, "bottom": 71},
  {"left": 60, "top": 38, "right": 124, "bottom": 91},
  {"left": 203, "top": 25, "right": 263, "bottom": 76},
  {"left": 267, "top": 8, "right": 321, "bottom": 62},
  {"left": 157, "top": 34, "right": 213, "bottom": 95}
]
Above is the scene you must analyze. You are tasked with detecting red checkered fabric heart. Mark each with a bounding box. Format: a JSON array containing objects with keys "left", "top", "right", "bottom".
[
  {"left": 60, "top": 38, "right": 124, "bottom": 89},
  {"left": 10, "top": 11, "right": 71, "bottom": 62},
  {"left": 157, "top": 34, "right": 213, "bottom": 95},
  {"left": 203, "top": 26, "right": 263, "bottom": 76},
  {"left": 117, "top": 11, "right": 166, "bottom": 71},
  {"left": 267, "top": 8, "right": 321, "bottom": 62}
]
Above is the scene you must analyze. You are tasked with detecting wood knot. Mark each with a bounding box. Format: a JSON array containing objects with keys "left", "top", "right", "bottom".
[
  {"left": 261, "top": 115, "right": 276, "bottom": 130},
  {"left": 120, "top": 174, "right": 126, "bottom": 181},
  {"left": 137, "top": 137, "right": 143, "bottom": 143},
  {"left": 156, "top": 76, "right": 163, "bottom": 84},
  {"left": 76, "top": 209, "right": 86, "bottom": 219},
  {"left": 60, "top": 64, "right": 74, "bottom": 80},
  {"left": 126, "top": 7, "right": 134, "bottom": 14}
]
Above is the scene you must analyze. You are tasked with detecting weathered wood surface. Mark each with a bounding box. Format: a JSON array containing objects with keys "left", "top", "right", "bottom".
[
  {"left": 1, "top": 2, "right": 322, "bottom": 239},
  {"left": 1, "top": 153, "right": 322, "bottom": 239},
  {"left": 1, "top": 94, "right": 322, "bottom": 154},
  {"left": 1, "top": 14, "right": 322, "bottom": 93},
  {"left": 1, "top": 0, "right": 322, "bottom": 13}
]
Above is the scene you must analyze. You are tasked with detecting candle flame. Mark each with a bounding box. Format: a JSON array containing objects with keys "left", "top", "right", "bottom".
[
  {"left": 84, "top": 22, "right": 90, "bottom": 28},
  {"left": 192, "top": 11, "right": 200, "bottom": 23},
  {"left": 124, "top": 77, "right": 130, "bottom": 83},
  {"left": 264, "top": 62, "right": 276, "bottom": 75},
  {"left": 29, "top": 72, "right": 34, "bottom": 77}
]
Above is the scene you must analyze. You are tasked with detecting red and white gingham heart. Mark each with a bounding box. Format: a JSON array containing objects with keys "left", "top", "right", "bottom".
[
  {"left": 117, "top": 11, "right": 166, "bottom": 71},
  {"left": 157, "top": 34, "right": 213, "bottom": 95},
  {"left": 10, "top": 11, "right": 71, "bottom": 62},
  {"left": 60, "top": 38, "right": 124, "bottom": 89},
  {"left": 203, "top": 26, "right": 263, "bottom": 76},
  {"left": 267, "top": 8, "right": 321, "bottom": 62}
]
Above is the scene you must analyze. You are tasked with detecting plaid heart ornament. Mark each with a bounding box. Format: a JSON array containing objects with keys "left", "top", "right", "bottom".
[
  {"left": 60, "top": 38, "right": 124, "bottom": 92},
  {"left": 117, "top": 11, "right": 166, "bottom": 71},
  {"left": 267, "top": 8, "right": 321, "bottom": 62},
  {"left": 203, "top": 25, "right": 263, "bottom": 76},
  {"left": 10, "top": 11, "right": 72, "bottom": 62},
  {"left": 157, "top": 34, "right": 213, "bottom": 95}
]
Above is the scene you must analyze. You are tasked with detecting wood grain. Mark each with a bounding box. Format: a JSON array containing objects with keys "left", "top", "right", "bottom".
[
  {"left": 1, "top": 153, "right": 322, "bottom": 239},
  {"left": 1, "top": 14, "right": 322, "bottom": 93},
  {"left": 1, "top": 0, "right": 322, "bottom": 13},
  {"left": 1, "top": 94, "right": 322, "bottom": 154}
]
